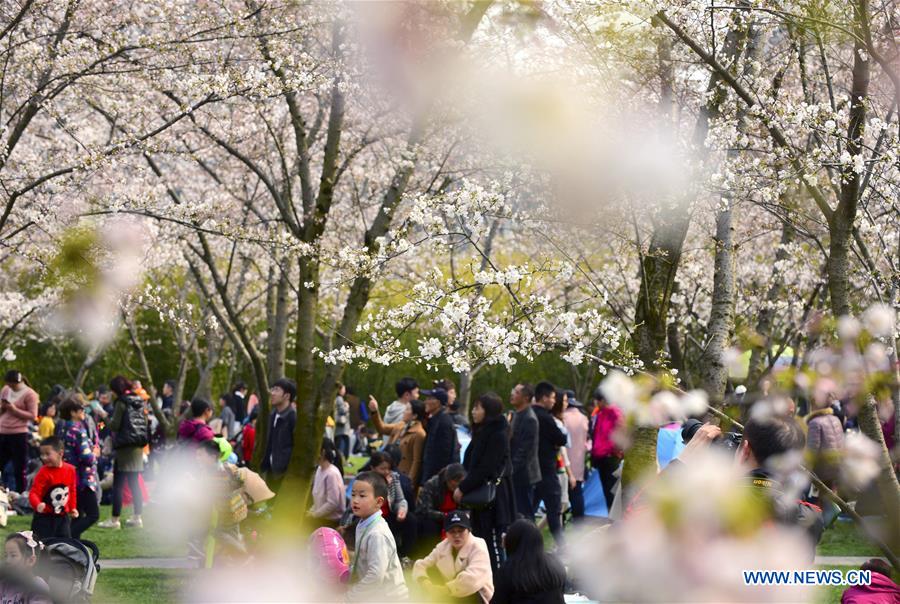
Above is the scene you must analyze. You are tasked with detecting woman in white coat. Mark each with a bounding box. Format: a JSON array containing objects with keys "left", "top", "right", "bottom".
[{"left": 413, "top": 510, "right": 494, "bottom": 604}]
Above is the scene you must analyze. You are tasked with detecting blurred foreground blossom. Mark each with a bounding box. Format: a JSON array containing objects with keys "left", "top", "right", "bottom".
[
  {"left": 567, "top": 453, "right": 815, "bottom": 602},
  {"left": 43, "top": 217, "right": 150, "bottom": 349},
  {"left": 839, "top": 432, "right": 882, "bottom": 492}
]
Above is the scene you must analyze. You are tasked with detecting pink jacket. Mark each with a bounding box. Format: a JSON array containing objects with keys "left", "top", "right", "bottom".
[
  {"left": 591, "top": 405, "right": 623, "bottom": 459},
  {"left": 177, "top": 419, "right": 215, "bottom": 444},
  {"left": 841, "top": 572, "right": 900, "bottom": 604},
  {"left": 0, "top": 385, "right": 38, "bottom": 434},
  {"left": 563, "top": 407, "right": 590, "bottom": 481},
  {"left": 413, "top": 534, "right": 494, "bottom": 603}
]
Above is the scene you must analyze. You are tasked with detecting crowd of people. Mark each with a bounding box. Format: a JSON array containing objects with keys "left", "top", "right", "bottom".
[{"left": 0, "top": 366, "right": 897, "bottom": 603}]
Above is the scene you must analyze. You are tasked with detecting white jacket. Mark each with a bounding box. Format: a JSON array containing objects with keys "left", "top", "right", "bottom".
[
  {"left": 412, "top": 534, "right": 494, "bottom": 603},
  {"left": 347, "top": 514, "right": 408, "bottom": 602}
]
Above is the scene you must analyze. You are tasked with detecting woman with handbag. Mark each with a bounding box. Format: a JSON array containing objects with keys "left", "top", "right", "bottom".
[{"left": 453, "top": 392, "right": 515, "bottom": 573}]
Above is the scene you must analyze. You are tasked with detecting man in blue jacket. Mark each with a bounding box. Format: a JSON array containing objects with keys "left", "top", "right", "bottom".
[{"left": 420, "top": 389, "right": 457, "bottom": 484}]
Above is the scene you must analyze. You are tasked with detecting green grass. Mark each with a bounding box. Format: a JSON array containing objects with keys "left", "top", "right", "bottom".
[
  {"left": 344, "top": 455, "right": 368, "bottom": 476},
  {"left": 1, "top": 505, "right": 184, "bottom": 559},
  {"left": 94, "top": 569, "right": 189, "bottom": 604},
  {"left": 816, "top": 520, "right": 881, "bottom": 557}
]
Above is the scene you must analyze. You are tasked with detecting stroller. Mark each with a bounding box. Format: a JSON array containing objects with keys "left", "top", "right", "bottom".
[{"left": 40, "top": 538, "right": 100, "bottom": 603}]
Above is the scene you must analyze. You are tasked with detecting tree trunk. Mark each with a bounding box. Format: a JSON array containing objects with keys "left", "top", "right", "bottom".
[
  {"left": 857, "top": 396, "right": 900, "bottom": 554},
  {"left": 625, "top": 10, "right": 751, "bottom": 499},
  {"left": 698, "top": 200, "right": 735, "bottom": 404},
  {"left": 827, "top": 33, "right": 870, "bottom": 318},
  {"left": 125, "top": 312, "right": 157, "bottom": 400},
  {"left": 747, "top": 220, "right": 795, "bottom": 387},
  {"left": 458, "top": 370, "right": 473, "bottom": 418},
  {"left": 74, "top": 342, "right": 107, "bottom": 392},
  {"left": 279, "top": 2, "right": 494, "bottom": 515},
  {"left": 266, "top": 265, "right": 290, "bottom": 384}
]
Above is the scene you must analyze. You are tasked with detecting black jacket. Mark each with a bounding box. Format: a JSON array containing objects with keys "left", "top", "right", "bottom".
[
  {"left": 261, "top": 406, "right": 296, "bottom": 475},
  {"left": 533, "top": 405, "right": 566, "bottom": 479},
  {"left": 228, "top": 391, "right": 247, "bottom": 423},
  {"left": 490, "top": 558, "right": 566, "bottom": 604},
  {"left": 421, "top": 408, "right": 457, "bottom": 483},
  {"left": 659, "top": 460, "right": 824, "bottom": 558},
  {"left": 510, "top": 406, "right": 540, "bottom": 486},
  {"left": 416, "top": 468, "right": 452, "bottom": 525},
  {"left": 460, "top": 415, "right": 510, "bottom": 494}
]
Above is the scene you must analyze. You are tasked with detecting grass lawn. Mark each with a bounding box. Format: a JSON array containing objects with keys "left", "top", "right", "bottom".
[
  {"left": 816, "top": 520, "right": 881, "bottom": 557},
  {"left": 1, "top": 505, "right": 184, "bottom": 559},
  {"left": 94, "top": 569, "right": 189, "bottom": 604},
  {"left": 344, "top": 455, "right": 368, "bottom": 476}
]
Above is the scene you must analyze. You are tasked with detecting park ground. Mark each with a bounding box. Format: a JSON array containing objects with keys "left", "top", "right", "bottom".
[{"left": 0, "top": 458, "right": 885, "bottom": 604}]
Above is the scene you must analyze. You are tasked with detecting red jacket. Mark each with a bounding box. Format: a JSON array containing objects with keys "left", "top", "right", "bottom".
[
  {"left": 591, "top": 405, "right": 623, "bottom": 459},
  {"left": 242, "top": 424, "right": 256, "bottom": 462},
  {"left": 29, "top": 463, "right": 77, "bottom": 515}
]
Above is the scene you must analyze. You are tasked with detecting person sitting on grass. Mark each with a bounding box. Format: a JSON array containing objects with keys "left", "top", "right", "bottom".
[
  {"left": 29, "top": 437, "right": 78, "bottom": 541},
  {"left": 490, "top": 520, "right": 566, "bottom": 604},
  {"left": 346, "top": 471, "right": 408, "bottom": 602},
  {"left": 0, "top": 532, "right": 51, "bottom": 604},
  {"left": 369, "top": 451, "right": 413, "bottom": 558},
  {"left": 308, "top": 438, "right": 345, "bottom": 529},
  {"left": 413, "top": 510, "right": 493, "bottom": 603},
  {"left": 416, "top": 463, "right": 466, "bottom": 548},
  {"left": 841, "top": 558, "right": 900, "bottom": 604}
]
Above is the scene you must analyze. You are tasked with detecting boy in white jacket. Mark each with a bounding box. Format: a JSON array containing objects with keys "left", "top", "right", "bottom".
[
  {"left": 413, "top": 510, "right": 494, "bottom": 603},
  {"left": 346, "top": 472, "right": 408, "bottom": 602}
]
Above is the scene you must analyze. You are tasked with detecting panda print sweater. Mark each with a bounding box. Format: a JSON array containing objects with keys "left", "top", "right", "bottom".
[{"left": 29, "top": 462, "right": 77, "bottom": 516}]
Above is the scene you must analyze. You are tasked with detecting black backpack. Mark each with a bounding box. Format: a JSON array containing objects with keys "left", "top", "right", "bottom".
[{"left": 113, "top": 395, "right": 150, "bottom": 449}]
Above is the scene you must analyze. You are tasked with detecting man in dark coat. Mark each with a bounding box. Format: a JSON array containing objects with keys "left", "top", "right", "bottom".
[
  {"left": 508, "top": 382, "right": 540, "bottom": 520},
  {"left": 532, "top": 381, "right": 567, "bottom": 545},
  {"left": 420, "top": 389, "right": 457, "bottom": 483},
  {"left": 260, "top": 378, "right": 296, "bottom": 490},
  {"left": 227, "top": 381, "right": 248, "bottom": 424}
]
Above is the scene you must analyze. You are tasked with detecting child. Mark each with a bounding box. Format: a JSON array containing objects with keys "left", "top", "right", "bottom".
[
  {"left": 413, "top": 510, "right": 493, "bottom": 603},
  {"left": 1, "top": 532, "right": 51, "bottom": 604},
  {"left": 37, "top": 402, "right": 56, "bottom": 440},
  {"left": 29, "top": 437, "right": 78, "bottom": 540},
  {"left": 241, "top": 408, "right": 257, "bottom": 465},
  {"left": 369, "top": 451, "right": 413, "bottom": 558},
  {"left": 346, "top": 471, "right": 408, "bottom": 602}
]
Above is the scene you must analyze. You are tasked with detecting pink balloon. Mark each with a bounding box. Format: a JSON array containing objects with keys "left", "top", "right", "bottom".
[{"left": 309, "top": 527, "right": 351, "bottom": 584}]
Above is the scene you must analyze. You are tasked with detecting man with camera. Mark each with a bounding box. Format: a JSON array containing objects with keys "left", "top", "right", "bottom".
[{"left": 676, "top": 415, "right": 825, "bottom": 553}]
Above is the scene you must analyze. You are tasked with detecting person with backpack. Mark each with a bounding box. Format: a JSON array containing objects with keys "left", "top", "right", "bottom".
[
  {"left": 177, "top": 399, "right": 215, "bottom": 445},
  {"left": 97, "top": 376, "right": 168, "bottom": 530}
]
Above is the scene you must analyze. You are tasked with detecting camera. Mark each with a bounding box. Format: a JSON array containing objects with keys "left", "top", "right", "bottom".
[{"left": 681, "top": 418, "right": 742, "bottom": 453}]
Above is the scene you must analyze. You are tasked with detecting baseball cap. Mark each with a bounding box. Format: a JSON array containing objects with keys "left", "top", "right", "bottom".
[
  {"left": 421, "top": 388, "right": 449, "bottom": 407},
  {"left": 444, "top": 510, "right": 471, "bottom": 531}
]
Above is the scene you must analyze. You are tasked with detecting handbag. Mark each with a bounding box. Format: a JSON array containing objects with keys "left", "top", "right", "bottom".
[{"left": 460, "top": 478, "right": 500, "bottom": 510}]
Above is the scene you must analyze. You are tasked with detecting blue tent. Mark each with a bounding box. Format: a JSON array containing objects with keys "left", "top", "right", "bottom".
[
  {"left": 581, "top": 424, "right": 685, "bottom": 518},
  {"left": 457, "top": 425, "right": 471, "bottom": 462}
]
